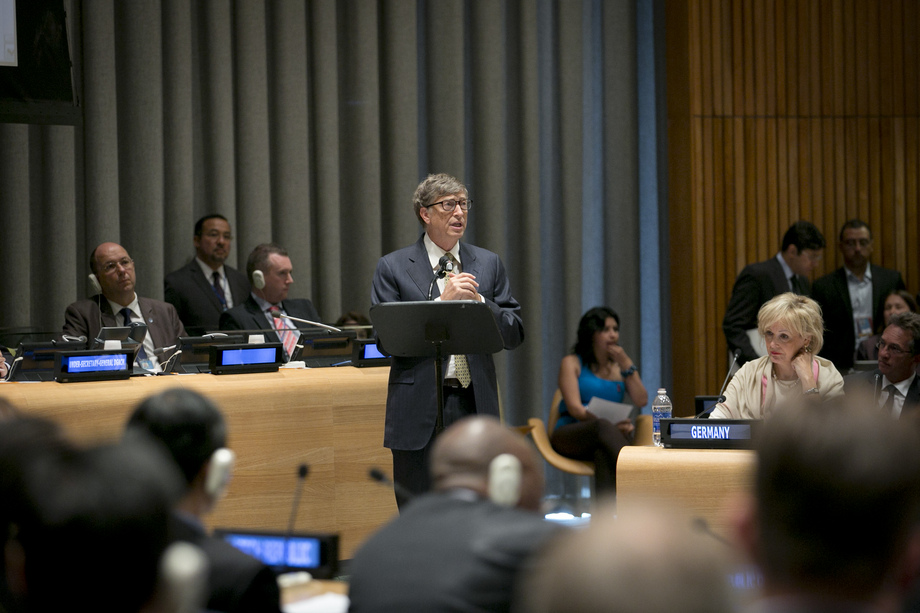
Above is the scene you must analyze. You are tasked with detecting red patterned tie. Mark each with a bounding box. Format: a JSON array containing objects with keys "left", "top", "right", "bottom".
[{"left": 271, "top": 312, "right": 298, "bottom": 361}]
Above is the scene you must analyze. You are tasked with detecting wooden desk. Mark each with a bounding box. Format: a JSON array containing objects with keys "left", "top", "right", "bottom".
[
  {"left": 0, "top": 367, "right": 397, "bottom": 559},
  {"left": 616, "top": 446, "right": 755, "bottom": 539}
]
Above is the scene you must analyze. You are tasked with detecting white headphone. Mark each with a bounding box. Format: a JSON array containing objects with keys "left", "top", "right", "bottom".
[
  {"left": 251, "top": 269, "right": 265, "bottom": 290},
  {"left": 488, "top": 453, "right": 522, "bottom": 507},
  {"left": 204, "top": 448, "right": 236, "bottom": 499},
  {"left": 88, "top": 273, "right": 102, "bottom": 294}
]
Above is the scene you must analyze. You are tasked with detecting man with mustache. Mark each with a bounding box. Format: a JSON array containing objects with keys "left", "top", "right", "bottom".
[{"left": 165, "top": 214, "right": 251, "bottom": 336}]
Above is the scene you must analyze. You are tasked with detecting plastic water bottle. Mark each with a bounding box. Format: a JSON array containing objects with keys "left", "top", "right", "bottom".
[{"left": 652, "top": 388, "right": 672, "bottom": 447}]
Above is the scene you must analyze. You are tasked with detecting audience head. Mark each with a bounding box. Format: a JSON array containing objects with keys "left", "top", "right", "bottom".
[
  {"left": 837, "top": 219, "right": 873, "bottom": 272},
  {"left": 413, "top": 173, "right": 469, "bottom": 251},
  {"left": 517, "top": 502, "right": 734, "bottom": 613},
  {"left": 736, "top": 400, "right": 920, "bottom": 604},
  {"left": 878, "top": 311, "right": 920, "bottom": 384},
  {"left": 757, "top": 292, "right": 825, "bottom": 355},
  {"left": 89, "top": 242, "right": 136, "bottom": 303},
  {"left": 8, "top": 439, "right": 183, "bottom": 613},
  {"left": 334, "top": 310, "right": 371, "bottom": 339},
  {"left": 780, "top": 221, "right": 825, "bottom": 276},
  {"left": 882, "top": 290, "right": 918, "bottom": 327},
  {"left": 572, "top": 306, "right": 620, "bottom": 367},
  {"left": 193, "top": 214, "right": 233, "bottom": 270},
  {"left": 246, "top": 243, "right": 293, "bottom": 305},
  {"left": 430, "top": 415, "right": 544, "bottom": 512}
]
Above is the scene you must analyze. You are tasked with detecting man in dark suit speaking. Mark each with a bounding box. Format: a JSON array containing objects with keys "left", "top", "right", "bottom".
[
  {"left": 219, "top": 243, "right": 321, "bottom": 362},
  {"left": 164, "top": 214, "right": 250, "bottom": 336},
  {"left": 371, "top": 173, "right": 524, "bottom": 506},
  {"left": 62, "top": 242, "right": 186, "bottom": 370}
]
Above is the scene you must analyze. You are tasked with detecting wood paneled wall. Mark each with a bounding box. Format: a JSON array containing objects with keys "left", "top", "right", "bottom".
[{"left": 667, "top": 0, "right": 920, "bottom": 414}]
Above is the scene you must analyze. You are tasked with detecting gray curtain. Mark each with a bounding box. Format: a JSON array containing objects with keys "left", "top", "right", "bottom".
[{"left": 0, "top": 0, "right": 645, "bottom": 434}]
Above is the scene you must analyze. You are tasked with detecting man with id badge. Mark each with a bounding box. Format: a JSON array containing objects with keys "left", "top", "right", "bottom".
[{"left": 62, "top": 242, "right": 187, "bottom": 372}]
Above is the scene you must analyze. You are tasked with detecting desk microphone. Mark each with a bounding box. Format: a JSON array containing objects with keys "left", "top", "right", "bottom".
[
  {"left": 268, "top": 307, "right": 342, "bottom": 333},
  {"left": 280, "top": 463, "right": 310, "bottom": 567},
  {"left": 427, "top": 255, "right": 454, "bottom": 300},
  {"left": 691, "top": 517, "right": 732, "bottom": 547},
  {"left": 369, "top": 467, "right": 415, "bottom": 504},
  {"left": 699, "top": 349, "right": 741, "bottom": 419}
]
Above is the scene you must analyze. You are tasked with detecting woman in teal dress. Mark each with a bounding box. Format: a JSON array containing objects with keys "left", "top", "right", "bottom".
[{"left": 552, "top": 307, "right": 648, "bottom": 496}]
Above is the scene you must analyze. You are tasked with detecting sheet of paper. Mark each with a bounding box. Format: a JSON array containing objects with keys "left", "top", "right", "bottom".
[{"left": 585, "top": 397, "right": 636, "bottom": 424}]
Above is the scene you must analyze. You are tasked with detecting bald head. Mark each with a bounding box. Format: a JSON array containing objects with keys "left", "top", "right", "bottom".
[{"left": 430, "top": 416, "right": 543, "bottom": 512}]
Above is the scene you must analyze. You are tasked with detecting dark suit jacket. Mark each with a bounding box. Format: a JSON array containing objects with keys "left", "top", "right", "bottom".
[
  {"left": 169, "top": 514, "right": 282, "bottom": 613},
  {"left": 347, "top": 491, "right": 561, "bottom": 613},
  {"left": 164, "top": 259, "right": 251, "bottom": 336},
  {"left": 723, "top": 257, "right": 809, "bottom": 364},
  {"left": 370, "top": 235, "right": 524, "bottom": 450},
  {"left": 843, "top": 368, "right": 920, "bottom": 417},
  {"left": 61, "top": 295, "right": 186, "bottom": 359},
  {"left": 812, "top": 265, "right": 905, "bottom": 371},
  {"left": 218, "top": 295, "right": 321, "bottom": 343}
]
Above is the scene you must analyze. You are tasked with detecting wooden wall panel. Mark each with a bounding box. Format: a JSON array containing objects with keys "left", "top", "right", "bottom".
[{"left": 667, "top": 0, "right": 920, "bottom": 414}]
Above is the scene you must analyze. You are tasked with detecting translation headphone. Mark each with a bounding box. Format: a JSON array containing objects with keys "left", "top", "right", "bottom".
[
  {"left": 204, "top": 448, "right": 236, "bottom": 499},
  {"left": 251, "top": 269, "right": 265, "bottom": 290},
  {"left": 488, "top": 453, "right": 522, "bottom": 507},
  {"left": 88, "top": 273, "right": 102, "bottom": 294}
]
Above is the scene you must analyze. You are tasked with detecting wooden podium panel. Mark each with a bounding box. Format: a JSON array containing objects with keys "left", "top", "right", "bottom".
[
  {"left": 0, "top": 367, "right": 397, "bottom": 559},
  {"left": 616, "top": 446, "right": 756, "bottom": 540}
]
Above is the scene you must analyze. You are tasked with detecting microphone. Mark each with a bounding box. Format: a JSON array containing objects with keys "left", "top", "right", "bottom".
[
  {"left": 427, "top": 255, "right": 454, "bottom": 300},
  {"left": 280, "top": 463, "right": 310, "bottom": 571},
  {"left": 286, "top": 463, "right": 310, "bottom": 537},
  {"left": 268, "top": 306, "right": 342, "bottom": 333},
  {"left": 691, "top": 517, "right": 732, "bottom": 547},
  {"left": 874, "top": 372, "right": 882, "bottom": 403},
  {"left": 369, "top": 467, "right": 415, "bottom": 504},
  {"left": 153, "top": 345, "right": 177, "bottom": 356},
  {"left": 699, "top": 349, "right": 741, "bottom": 419}
]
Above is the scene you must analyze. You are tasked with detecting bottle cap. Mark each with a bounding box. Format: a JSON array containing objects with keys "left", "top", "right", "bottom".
[{"left": 657, "top": 388, "right": 666, "bottom": 394}]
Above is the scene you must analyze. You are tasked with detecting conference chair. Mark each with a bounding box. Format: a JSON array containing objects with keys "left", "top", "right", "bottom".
[
  {"left": 526, "top": 390, "right": 654, "bottom": 478},
  {"left": 526, "top": 390, "right": 595, "bottom": 477}
]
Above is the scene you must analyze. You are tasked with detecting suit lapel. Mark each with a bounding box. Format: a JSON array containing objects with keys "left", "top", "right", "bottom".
[
  {"left": 834, "top": 268, "right": 853, "bottom": 312},
  {"left": 408, "top": 236, "right": 437, "bottom": 299},
  {"left": 188, "top": 260, "right": 224, "bottom": 311}
]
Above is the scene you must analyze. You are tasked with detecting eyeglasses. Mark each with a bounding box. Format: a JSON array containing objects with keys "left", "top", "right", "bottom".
[
  {"left": 202, "top": 230, "right": 233, "bottom": 240},
  {"left": 877, "top": 339, "right": 912, "bottom": 356},
  {"left": 101, "top": 257, "right": 134, "bottom": 274},
  {"left": 423, "top": 199, "right": 472, "bottom": 213}
]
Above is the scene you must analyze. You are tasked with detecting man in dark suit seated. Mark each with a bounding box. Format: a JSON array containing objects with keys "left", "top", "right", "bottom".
[
  {"left": 723, "top": 221, "right": 825, "bottom": 365},
  {"left": 371, "top": 173, "right": 524, "bottom": 506},
  {"left": 62, "top": 242, "right": 186, "bottom": 370},
  {"left": 347, "top": 415, "right": 562, "bottom": 613},
  {"left": 844, "top": 311, "right": 920, "bottom": 418},
  {"left": 219, "top": 243, "right": 322, "bottom": 362},
  {"left": 165, "top": 214, "right": 251, "bottom": 336},
  {"left": 812, "top": 219, "right": 906, "bottom": 373},
  {"left": 125, "top": 388, "right": 283, "bottom": 613}
]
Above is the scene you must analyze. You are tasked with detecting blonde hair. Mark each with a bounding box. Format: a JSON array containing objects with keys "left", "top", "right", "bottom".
[{"left": 757, "top": 292, "right": 825, "bottom": 354}]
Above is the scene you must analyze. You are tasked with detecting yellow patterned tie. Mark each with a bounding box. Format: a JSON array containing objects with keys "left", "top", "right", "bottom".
[{"left": 446, "top": 253, "right": 472, "bottom": 388}]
